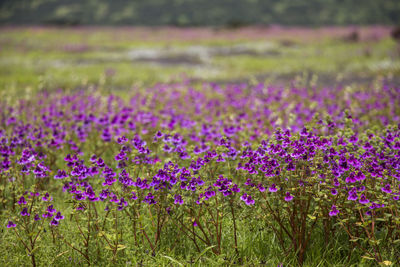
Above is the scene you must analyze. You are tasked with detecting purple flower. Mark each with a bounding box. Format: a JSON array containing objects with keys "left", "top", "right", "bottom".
[
  {"left": 76, "top": 204, "right": 85, "bottom": 211},
  {"left": 333, "top": 178, "right": 340, "bottom": 187},
  {"left": 7, "top": 221, "right": 16, "bottom": 228},
  {"left": 257, "top": 184, "right": 266, "bottom": 192},
  {"left": 330, "top": 188, "right": 338, "bottom": 195},
  {"left": 90, "top": 154, "right": 97, "bottom": 162},
  {"left": 109, "top": 194, "right": 119, "bottom": 203},
  {"left": 286, "top": 162, "right": 295, "bottom": 171},
  {"left": 155, "top": 131, "right": 164, "bottom": 139},
  {"left": 42, "top": 192, "right": 52, "bottom": 202},
  {"left": 329, "top": 205, "right": 340, "bottom": 216},
  {"left": 347, "top": 191, "right": 358, "bottom": 201},
  {"left": 174, "top": 194, "right": 184, "bottom": 205},
  {"left": 300, "top": 127, "right": 308, "bottom": 137},
  {"left": 381, "top": 184, "right": 392, "bottom": 194},
  {"left": 345, "top": 173, "right": 356, "bottom": 184},
  {"left": 240, "top": 193, "right": 255, "bottom": 205},
  {"left": 47, "top": 205, "right": 57, "bottom": 213},
  {"left": 355, "top": 171, "right": 365, "bottom": 181},
  {"left": 205, "top": 190, "right": 216, "bottom": 200},
  {"left": 394, "top": 141, "right": 400, "bottom": 150},
  {"left": 269, "top": 184, "right": 278, "bottom": 193},
  {"left": 231, "top": 184, "right": 240, "bottom": 193},
  {"left": 117, "top": 197, "right": 128, "bottom": 210},
  {"left": 50, "top": 219, "right": 59, "bottom": 226},
  {"left": 42, "top": 211, "right": 53, "bottom": 218},
  {"left": 34, "top": 214, "right": 41, "bottom": 221},
  {"left": 349, "top": 135, "right": 358, "bottom": 144},
  {"left": 54, "top": 212, "right": 64, "bottom": 221},
  {"left": 143, "top": 193, "right": 156, "bottom": 205},
  {"left": 17, "top": 196, "right": 27, "bottom": 205},
  {"left": 359, "top": 194, "right": 370, "bottom": 204},
  {"left": 117, "top": 136, "right": 128, "bottom": 144},
  {"left": 284, "top": 192, "right": 293, "bottom": 202},
  {"left": 75, "top": 193, "right": 86, "bottom": 201},
  {"left": 54, "top": 169, "right": 68, "bottom": 179},
  {"left": 20, "top": 207, "right": 30, "bottom": 216}
]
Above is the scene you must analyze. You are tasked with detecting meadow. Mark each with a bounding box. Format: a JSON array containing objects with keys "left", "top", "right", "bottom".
[{"left": 0, "top": 26, "right": 400, "bottom": 266}]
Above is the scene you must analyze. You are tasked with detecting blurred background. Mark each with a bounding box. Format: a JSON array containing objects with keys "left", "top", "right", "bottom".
[
  {"left": 0, "top": 0, "right": 399, "bottom": 95},
  {"left": 1, "top": 0, "right": 400, "bottom": 26}
]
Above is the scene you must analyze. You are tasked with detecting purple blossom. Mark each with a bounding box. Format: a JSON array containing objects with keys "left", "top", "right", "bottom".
[
  {"left": 143, "top": 193, "right": 156, "bottom": 205},
  {"left": 42, "top": 192, "right": 52, "bottom": 202},
  {"left": 174, "top": 194, "right": 184, "bottom": 205},
  {"left": 347, "top": 191, "right": 358, "bottom": 201},
  {"left": 54, "top": 169, "right": 68, "bottom": 179},
  {"left": 47, "top": 205, "right": 57, "bottom": 213},
  {"left": 50, "top": 219, "right": 59, "bottom": 226},
  {"left": 359, "top": 194, "right": 370, "bottom": 204},
  {"left": 20, "top": 207, "right": 30, "bottom": 216},
  {"left": 257, "top": 184, "right": 266, "bottom": 192},
  {"left": 381, "top": 184, "right": 392, "bottom": 194},
  {"left": 54, "top": 211, "right": 65, "bottom": 221},
  {"left": 17, "top": 196, "right": 27, "bottom": 205},
  {"left": 240, "top": 193, "right": 255, "bottom": 205},
  {"left": 7, "top": 221, "right": 16, "bottom": 228},
  {"left": 42, "top": 211, "right": 53, "bottom": 218},
  {"left": 269, "top": 184, "right": 278, "bottom": 193},
  {"left": 284, "top": 192, "right": 293, "bottom": 202},
  {"left": 329, "top": 205, "right": 340, "bottom": 216}
]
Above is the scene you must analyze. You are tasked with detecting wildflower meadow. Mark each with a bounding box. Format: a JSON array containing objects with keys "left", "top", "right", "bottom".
[{"left": 1, "top": 79, "right": 400, "bottom": 266}]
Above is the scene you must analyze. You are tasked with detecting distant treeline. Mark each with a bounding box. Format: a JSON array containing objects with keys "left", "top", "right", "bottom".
[{"left": 0, "top": 0, "right": 399, "bottom": 26}]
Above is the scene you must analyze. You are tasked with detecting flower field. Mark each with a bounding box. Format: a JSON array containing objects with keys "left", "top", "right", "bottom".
[
  {"left": 1, "top": 27, "right": 400, "bottom": 266},
  {"left": 1, "top": 81, "right": 400, "bottom": 266}
]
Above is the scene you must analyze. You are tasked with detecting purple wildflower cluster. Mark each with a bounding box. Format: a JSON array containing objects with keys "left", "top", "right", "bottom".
[
  {"left": 1, "top": 82, "right": 400, "bottom": 264},
  {"left": 8, "top": 191, "right": 64, "bottom": 228}
]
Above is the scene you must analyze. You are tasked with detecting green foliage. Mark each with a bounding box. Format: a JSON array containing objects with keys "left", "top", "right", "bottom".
[{"left": 0, "top": 0, "right": 400, "bottom": 26}]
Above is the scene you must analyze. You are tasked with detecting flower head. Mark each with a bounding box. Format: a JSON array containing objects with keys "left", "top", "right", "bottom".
[
  {"left": 50, "top": 219, "right": 59, "bottom": 226},
  {"left": 17, "top": 196, "right": 27, "bottom": 205},
  {"left": 20, "top": 207, "right": 30, "bottom": 216},
  {"left": 381, "top": 184, "right": 392, "bottom": 194},
  {"left": 284, "top": 192, "right": 293, "bottom": 202},
  {"left": 174, "top": 194, "right": 184, "bottom": 205},
  {"left": 269, "top": 184, "right": 278, "bottom": 193},
  {"left": 7, "top": 221, "right": 16, "bottom": 228},
  {"left": 329, "top": 205, "right": 340, "bottom": 216},
  {"left": 54, "top": 212, "right": 64, "bottom": 221}
]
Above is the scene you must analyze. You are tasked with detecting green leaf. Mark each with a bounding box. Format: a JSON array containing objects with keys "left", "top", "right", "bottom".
[
  {"left": 117, "top": 244, "right": 126, "bottom": 251},
  {"left": 307, "top": 215, "right": 316, "bottom": 220},
  {"left": 361, "top": 255, "right": 375, "bottom": 260},
  {"left": 162, "top": 255, "right": 184, "bottom": 266},
  {"left": 194, "top": 245, "right": 216, "bottom": 263}
]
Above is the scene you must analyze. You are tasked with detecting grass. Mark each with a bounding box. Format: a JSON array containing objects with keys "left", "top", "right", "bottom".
[{"left": 1, "top": 26, "right": 399, "bottom": 92}]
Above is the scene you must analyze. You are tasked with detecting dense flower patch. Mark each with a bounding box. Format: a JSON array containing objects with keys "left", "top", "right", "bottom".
[{"left": 1, "top": 82, "right": 400, "bottom": 265}]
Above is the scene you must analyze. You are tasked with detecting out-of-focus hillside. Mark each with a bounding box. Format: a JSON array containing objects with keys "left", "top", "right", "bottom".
[{"left": 0, "top": 0, "right": 399, "bottom": 26}]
